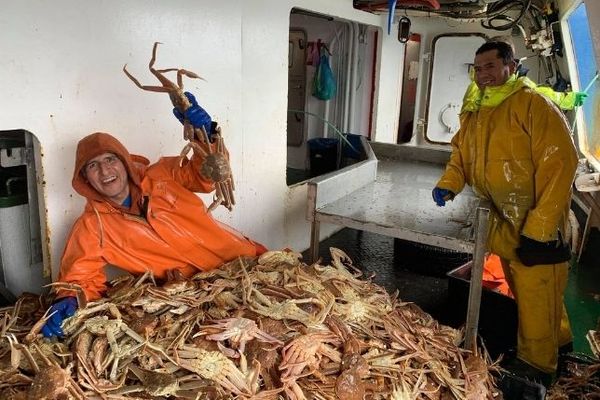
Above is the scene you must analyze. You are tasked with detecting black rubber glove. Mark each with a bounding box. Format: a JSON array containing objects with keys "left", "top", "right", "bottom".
[{"left": 515, "top": 235, "right": 571, "bottom": 266}]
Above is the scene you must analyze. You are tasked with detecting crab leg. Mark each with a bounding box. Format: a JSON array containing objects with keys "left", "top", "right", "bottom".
[{"left": 122, "top": 66, "right": 171, "bottom": 92}]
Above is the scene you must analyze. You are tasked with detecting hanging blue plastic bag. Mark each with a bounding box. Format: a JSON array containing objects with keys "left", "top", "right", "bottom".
[{"left": 312, "top": 53, "right": 336, "bottom": 100}]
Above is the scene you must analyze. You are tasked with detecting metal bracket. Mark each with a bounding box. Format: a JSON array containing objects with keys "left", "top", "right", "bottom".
[
  {"left": 463, "top": 199, "right": 491, "bottom": 352},
  {"left": 307, "top": 181, "right": 320, "bottom": 264}
]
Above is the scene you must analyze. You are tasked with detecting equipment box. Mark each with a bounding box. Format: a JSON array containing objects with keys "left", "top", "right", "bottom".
[{"left": 447, "top": 261, "right": 518, "bottom": 359}]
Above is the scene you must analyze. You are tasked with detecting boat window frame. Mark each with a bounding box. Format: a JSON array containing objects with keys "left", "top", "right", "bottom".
[{"left": 561, "top": 0, "right": 600, "bottom": 171}]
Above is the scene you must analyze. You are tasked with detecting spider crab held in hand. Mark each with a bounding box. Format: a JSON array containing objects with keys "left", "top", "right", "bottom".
[{"left": 123, "top": 42, "right": 235, "bottom": 212}]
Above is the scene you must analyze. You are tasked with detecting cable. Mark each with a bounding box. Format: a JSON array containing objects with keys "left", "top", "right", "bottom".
[
  {"left": 481, "top": 0, "right": 532, "bottom": 31},
  {"left": 287, "top": 108, "right": 359, "bottom": 153}
]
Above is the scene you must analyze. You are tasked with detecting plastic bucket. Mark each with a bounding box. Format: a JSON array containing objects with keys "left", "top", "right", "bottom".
[
  {"left": 307, "top": 138, "right": 339, "bottom": 177},
  {"left": 342, "top": 133, "right": 364, "bottom": 160}
]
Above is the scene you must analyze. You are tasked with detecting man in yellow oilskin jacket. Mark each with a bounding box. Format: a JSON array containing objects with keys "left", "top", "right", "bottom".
[
  {"left": 40, "top": 95, "right": 267, "bottom": 339},
  {"left": 432, "top": 41, "right": 578, "bottom": 383}
]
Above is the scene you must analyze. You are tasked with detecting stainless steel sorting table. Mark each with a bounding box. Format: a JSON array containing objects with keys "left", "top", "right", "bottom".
[{"left": 306, "top": 140, "right": 490, "bottom": 350}]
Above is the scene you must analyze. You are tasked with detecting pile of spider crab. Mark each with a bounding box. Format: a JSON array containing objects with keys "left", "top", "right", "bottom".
[
  {"left": 0, "top": 248, "right": 503, "bottom": 399},
  {"left": 546, "top": 354, "right": 600, "bottom": 400}
]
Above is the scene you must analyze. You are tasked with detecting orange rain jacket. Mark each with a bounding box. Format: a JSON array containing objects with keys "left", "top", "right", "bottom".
[{"left": 58, "top": 132, "right": 266, "bottom": 301}]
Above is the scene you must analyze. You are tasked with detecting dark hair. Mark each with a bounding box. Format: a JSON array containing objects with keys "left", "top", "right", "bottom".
[{"left": 475, "top": 41, "right": 514, "bottom": 65}]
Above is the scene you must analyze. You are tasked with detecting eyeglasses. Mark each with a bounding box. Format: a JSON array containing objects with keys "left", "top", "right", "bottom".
[{"left": 84, "top": 154, "right": 121, "bottom": 174}]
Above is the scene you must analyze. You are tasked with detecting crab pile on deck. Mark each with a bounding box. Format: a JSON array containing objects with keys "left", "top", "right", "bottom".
[
  {"left": 0, "top": 248, "right": 502, "bottom": 399},
  {"left": 546, "top": 355, "right": 600, "bottom": 399}
]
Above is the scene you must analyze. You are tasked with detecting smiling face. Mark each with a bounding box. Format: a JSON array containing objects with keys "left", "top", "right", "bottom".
[
  {"left": 474, "top": 49, "right": 516, "bottom": 90},
  {"left": 83, "top": 152, "right": 130, "bottom": 204}
]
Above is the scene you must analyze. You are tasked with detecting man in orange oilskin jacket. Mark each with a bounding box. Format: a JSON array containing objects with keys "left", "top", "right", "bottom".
[{"left": 42, "top": 95, "right": 266, "bottom": 338}]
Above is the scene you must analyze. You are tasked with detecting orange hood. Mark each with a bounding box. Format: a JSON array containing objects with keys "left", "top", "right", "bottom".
[{"left": 72, "top": 132, "right": 150, "bottom": 214}]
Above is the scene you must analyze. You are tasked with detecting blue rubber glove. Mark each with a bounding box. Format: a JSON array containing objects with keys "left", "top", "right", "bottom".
[
  {"left": 41, "top": 297, "right": 78, "bottom": 338},
  {"left": 432, "top": 187, "right": 454, "bottom": 207},
  {"left": 574, "top": 92, "right": 587, "bottom": 107},
  {"left": 172, "top": 92, "right": 213, "bottom": 137}
]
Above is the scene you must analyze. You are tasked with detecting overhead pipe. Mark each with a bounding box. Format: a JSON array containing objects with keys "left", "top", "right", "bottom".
[
  {"left": 342, "top": 21, "right": 354, "bottom": 133},
  {"left": 339, "top": 25, "right": 349, "bottom": 132},
  {"left": 349, "top": 21, "right": 360, "bottom": 135},
  {"left": 324, "top": 25, "right": 345, "bottom": 138},
  {"left": 367, "top": 29, "right": 379, "bottom": 140},
  {"left": 356, "top": 0, "right": 441, "bottom": 13},
  {"left": 290, "top": 8, "right": 334, "bottom": 21},
  {"left": 330, "top": 26, "right": 345, "bottom": 136}
]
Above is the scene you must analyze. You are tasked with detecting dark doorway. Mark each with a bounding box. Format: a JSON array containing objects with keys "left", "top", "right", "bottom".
[{"left": 397, "top": 34, "right": 421, "bottom": 144}]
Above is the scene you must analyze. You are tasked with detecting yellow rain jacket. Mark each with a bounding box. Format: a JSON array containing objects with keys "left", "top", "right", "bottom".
[
  {"left": 437, "top": 76, "right": 578, "bottom": 373},
  {"left": 58, "top": 132, "right": 266, "bottom": 301}
]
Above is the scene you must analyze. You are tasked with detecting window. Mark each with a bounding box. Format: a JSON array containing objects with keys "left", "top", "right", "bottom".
[{"left": 565, "top": 1, "right": 599, "bottom": 168}]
